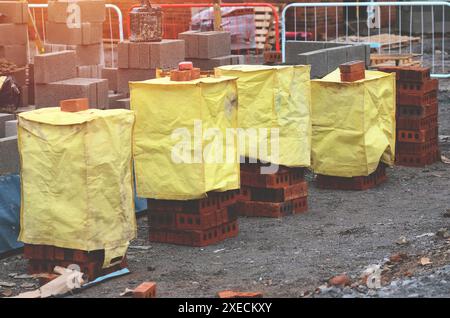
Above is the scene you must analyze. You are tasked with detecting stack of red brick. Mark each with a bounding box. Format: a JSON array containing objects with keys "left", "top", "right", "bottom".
[
  {"left": 235, "top": 161, "right": 308, "bottom": 218},
  {"left": 147, "top": 190, "right": 239, "bottom": 247},
  {"left": 379, "top": 66, "right": 440, "bottom": 167},
  {"left": 179, "top": 31, "right": 243, "bottom": 70},
  {"left": 316, "top": 163, "right": 387, "bottom": 191},
  {"left": 339, "top": 60, "right": 365, "bottom": 82},
  {"left": 24, "top": 244, "right": 127, "bottom": 281},
  {"left": 0, "top": 1, "right": 29, "bottom": 107}
]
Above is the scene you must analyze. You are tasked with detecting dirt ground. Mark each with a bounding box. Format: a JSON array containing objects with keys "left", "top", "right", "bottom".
[{"left": 1, "top": 81, "right": 449, "bottom": 299}]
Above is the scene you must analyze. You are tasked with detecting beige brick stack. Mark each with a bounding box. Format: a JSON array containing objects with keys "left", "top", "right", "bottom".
[
  {"left": 0, "top": 1, "right": 29, "bottom": 107},
  {"left": 178, "top": 31, "right": 243, "bottom": 70},
  {"left": 34, "top": 0, "right": 108, "bottom": 109},
  {"left": 45, "top": 0, "right": 105, "bottom": 79}
]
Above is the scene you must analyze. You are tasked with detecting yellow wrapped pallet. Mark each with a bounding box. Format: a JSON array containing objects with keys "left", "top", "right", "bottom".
[
  {"left": 17, "top": 108, "right": 136, "bottom": 268},
  {"left": 130, "top": 76, "right": 239, "bottom": 200},
  {"left": 311, "top": 69, "right": 396, "bottom": 177},
  {"left": 215, "top": 65, "right": 312, "bottom": 168}
]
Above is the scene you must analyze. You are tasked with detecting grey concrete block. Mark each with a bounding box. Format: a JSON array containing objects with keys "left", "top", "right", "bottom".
[
  {"left": 0, "top": 113, "right": 15, "bottom": 138},
  {"left": 0, "top": 136, "right": 19, "bottom": 175},
  {"left": 117, "top": 68, "right": 156, "bottom": 96},
  {"left": 345, "top": 44, "right": 367, "bottom": 64},
  {"left": 285, "top": 41, "right": 326, "bottom": 64},
  {"left": 5, "top": 120, "right": 18, "bottom": 137},
  {"left": 297, "top": 50, "right": 328, "bottom": 78},
  {"left": 107, "top": 92, "right": 126, "bottom": 109},
  {"left": 326, "top": 46, "right": 349, "bottom": 73},
  {"left": 110, "top": 98, "right": 130, "bottom": 110}
]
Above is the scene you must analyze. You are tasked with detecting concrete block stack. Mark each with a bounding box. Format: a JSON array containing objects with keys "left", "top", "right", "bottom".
[
  {"left": 179, "top": 31, "right": 243, "bottom": 70},
  {"left": 0, "top": 113, "right": 18, "bottom": 175},
  {"left": 148, "top": 190, "right": 239, "bottom": 247},
  {"left": 0, "top": 1, "right": 29, "bottom": 106},
  {"left": 378, "top": 66, "right": 440, "bottom": 167},
  {"left": 45, "top": 0, "right": 105, "bottom": 78},
  {"left": 34, "top": 50, "right": 108, "bottom": 109},
  {"left": 116, "top": 39, "right": 185, "bottom": 99},
  {"left": 23, "top": 244, "right": 128, "bottom": 281},
  {"left": 235, "top": 162, "right": 308, "bottom": 218}
]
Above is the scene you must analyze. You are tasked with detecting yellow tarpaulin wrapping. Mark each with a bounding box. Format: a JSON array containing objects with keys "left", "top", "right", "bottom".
[
  {"left": 311, "top": 69, "right": 396, "bottom": 177},
  {"left": 215, "top": 65, "right": 312, "bottom": 167},
  {"left": 17, "top": 108, "right": 136, "bottom": 268},
  {"left": 130, "top": 76, "right": 240, "bottom": 200}
]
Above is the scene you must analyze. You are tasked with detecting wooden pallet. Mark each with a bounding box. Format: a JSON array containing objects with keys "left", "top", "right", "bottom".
[
  {"left": 370, "top": 53, "right": 421, "bottom": 67},
  {"left": 254, "top": 6, "right": 279, "bottom": 51},
  {"left": 340, "top": 34, "right": 421, "bottom": 50}
]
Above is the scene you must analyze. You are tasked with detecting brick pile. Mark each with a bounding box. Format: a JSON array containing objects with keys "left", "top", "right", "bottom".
[
  {"left": 116, "top": 39, "right": 185, "bottom": 100},
  {"left": 378, "top": 66, "right": 440, "bottom": 167},
  {"left": 235, "top": 161, "right": 308, "bottom": 218},
  {"left": 147, "top": 190, "right": 239, "bottom": 247},
  {"left": 0, "top": 1, "right": 29, "bottom": 107},
  {"left": 24, "top": 244, "right": 128, "bottom": 281},
  {"left": 179, "top": 31, "right": 243, "bottom": 70},
  {"left": 316, "top": 163, "right": 388, "bottom": 190},
  {"left": 34, "top": 50, "right": 108, "bottom": 109}
]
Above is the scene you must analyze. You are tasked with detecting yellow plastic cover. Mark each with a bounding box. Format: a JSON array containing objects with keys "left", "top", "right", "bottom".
[
  {"left": 17, "top": 108, "right": 136, "bottom": 268},
  {"left": 311, "top": 69, "right": 396, "bottom": 177},
  {"left": 215, "top": 65, "right": 312, "bottom": 168},
  {"left": 130, "top": 76, "right": 240, "bottom": 200}
]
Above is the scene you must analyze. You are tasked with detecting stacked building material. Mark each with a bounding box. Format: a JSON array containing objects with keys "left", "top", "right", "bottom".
[
  {"left": 378, "top": 66, "right": 440, "bottom": 167},
  {"left": 23, "top": 244, "right": 128, "bottom": 281},
  {"left": 116, "top": 39, "right": 185, "bottom": 99},
  {"left": 34, "top": 50, "right": 108, "bottom": 108},
  {"left": 179, "top": 31, "right": 243, "bottom": 70},
  {"left": 0, "top": 1, "right": 29, "bottom": 107},
  {"left": 130, "top": 76, "right": 240, "bottom": 246},
  {"left": 311, "top": 66, "right": 396, "bottom": 190},
  {"left": 148, "top": 190, "right": 239, "bottom": 247},
  {"left": 45, "top": 0, "right": 105, "bottom": 77},
  {"left": 235, "top": 162, "right": 308, "bottom": 218}
]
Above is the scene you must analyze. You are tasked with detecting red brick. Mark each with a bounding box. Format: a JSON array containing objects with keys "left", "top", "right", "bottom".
[
  {"left": 340, "top": 70, "right": 365, "bottom": 82},
  {"left": 246, "top": 181, "right": 308, "bottom": 203},
  {"left": 240, "top": 167, "right": 305, "bottom": 189},
  {"left": 60, "top": 98, "right": 89, "bottom": 112},
  {"left": 397, "top": 127, "right": 438, "bottom": 144},
  {"left": 397, "top": 90, "right": 437, "bottom": 107},
  {"left": 170, "top": 70, "right": 191, "bottom": 81},
  {"left": 397, "top": 114, "right": 437, "bottom": 130},
  {"left": 397, "top": 103, "right": 438, "bottom": 118},
  {"left": 397, "top": 78, "right": 438, "bottom": 95},
  {"left": 235, "top": 197, "right": 308, "bottom": 218},
  {"left": 396, "top": 139, "right": 438, "bottom": 154},
  {"left": 316, "top": 164, "right": 387, "bottom": 191},
  {"left": 396, "top": 149, "right": 440, "bottom": 167},
  {"left": 133, "top": 282, "right": 157, "bottom": 298},
  {"left": 339, "top": 60, "right": 365, "bottom": 74}
]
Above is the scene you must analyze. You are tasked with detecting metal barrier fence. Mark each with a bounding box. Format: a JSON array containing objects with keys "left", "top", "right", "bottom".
[
  {"left": 28, "top": 3, "right": 124, "bottom": 67},
  {"left": 282, "top": 1, "right": 450, "bottom": 78}
]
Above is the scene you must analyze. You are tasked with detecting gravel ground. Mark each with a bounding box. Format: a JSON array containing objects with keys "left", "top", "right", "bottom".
[{"left": 0, "top": 81, "right": 449, "bottom": 299}]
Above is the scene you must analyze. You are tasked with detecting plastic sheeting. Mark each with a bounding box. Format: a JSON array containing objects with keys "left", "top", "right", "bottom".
[
  {"left": 216, "top": 65, "right": 312, "bottom": 168},
  {"left": 311, "top": 69, "right": 396, "bottom": 177},
  {"left": 0, "top": 174, "right": 22, "bottom": 255},
  {"left": 130, "top": 76, "right": 240, "bottom": 200},
  {"left": 17, "top": 108, "right": 136, "bottom": 268}
]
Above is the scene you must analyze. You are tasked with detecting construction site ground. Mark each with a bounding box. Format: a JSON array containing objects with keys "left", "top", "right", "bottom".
[{"left": 1, "top": 81, "right": 449, "bottom": 299}]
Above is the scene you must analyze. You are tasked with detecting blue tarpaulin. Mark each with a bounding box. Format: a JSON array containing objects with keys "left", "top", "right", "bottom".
[
  {"left": 0, "top": 174, "right": 22, "bottom": 254},
  {"left": 0, "top": 174, "right": 147, "bottom": 255}
]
